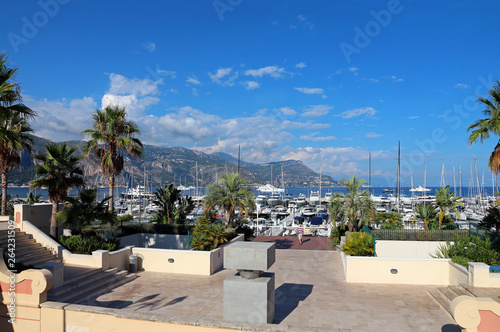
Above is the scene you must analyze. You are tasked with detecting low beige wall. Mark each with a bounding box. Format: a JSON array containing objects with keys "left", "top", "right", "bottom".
[
  {"left": 375, "top": 240, "right": 452, "bottom": 259},
  {"left": 131, "top": 234, "right": 244, "bottom": 276},
  {"left": 132, "top": 247, "right": 212, "bottom": 275},
  {"left": 469, "top": 262, "right": 500, "bottom": 287},
  {"left": 345, "top": 256, "right": 467, "bottom": 285},
  {"left": 109, "top": 247, "right": 133, "bottom": 270}
]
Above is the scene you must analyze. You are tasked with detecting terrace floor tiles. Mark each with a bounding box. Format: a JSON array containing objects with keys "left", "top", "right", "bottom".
[{"left": 70, "top": 249, "right": 460, "bottom": 331}]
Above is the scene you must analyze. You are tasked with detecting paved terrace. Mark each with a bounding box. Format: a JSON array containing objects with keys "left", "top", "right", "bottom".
[{"left": 71, "top": 246, "right": 460, "bottom": 332}]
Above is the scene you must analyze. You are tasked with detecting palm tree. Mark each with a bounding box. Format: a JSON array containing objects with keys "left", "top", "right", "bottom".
[
  {"left": 56, "top": 188, "right": 114, "bottom": 234},
  {"left": 0, "top": 53, "right": 36, "bottom": 215},
  {"left": 82, "top": 105, "right": 143, "bottom": 213},
  {"left": 30, "top": 142, "right": 84, "bottom": 238},
  {"left": 414, "top": 203, "right": 437, "bottom": 230},
  {"left": 434, "top": 185, "right": 463, "bottom": 229},
  {"left": 152, "top": 184, "right": 194, "bottom": 224},
  {"left": 467, "top": 80, "right": 500, "bottom": 173},
  {"left": 328, "top": 175, "right": 375, "bottom": 232},
  {"left": 203, "top": 173, "right": 255, "bottom": 228}
]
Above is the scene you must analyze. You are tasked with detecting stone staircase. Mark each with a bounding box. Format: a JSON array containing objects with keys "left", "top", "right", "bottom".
[
  {"left": 427, "top": 284, "right": 500, "bottom": 320},
  {"left": 0, "top": 229, "right": 137, "bottom": 304},
  {"left": 48, "top": 265, "right": 137, "bottom": 303},
  {"left": 0, "top": 229, "right": 62, "bottom": 267}
]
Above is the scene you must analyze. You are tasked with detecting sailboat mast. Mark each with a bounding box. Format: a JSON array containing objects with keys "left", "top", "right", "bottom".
[
  {"left": 237, "top": 145, "right": 240, "bottom": 174},
  {"left": 453, "top": 164, "right": 456, "bottom": 195},
  {"left": 440, "top": 160, "right": 445, "bottom": 188},
  {"left": 459, "top": 164, "right": 463, "bottom": 197},
  {"left": 369, "top": 151, "right": 372, "bottom": 194},
  {"left": 397, "top": 141, "right": 400, "bottom": 208}
]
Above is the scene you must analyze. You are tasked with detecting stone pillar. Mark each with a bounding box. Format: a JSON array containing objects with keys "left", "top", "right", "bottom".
[{"left": 223, "top": 242, "right": 276, "bottom": 324}]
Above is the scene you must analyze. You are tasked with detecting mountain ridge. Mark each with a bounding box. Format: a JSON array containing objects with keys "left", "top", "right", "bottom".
[{"left": 9, "top": 135, "right": 342, "bottom": 188}]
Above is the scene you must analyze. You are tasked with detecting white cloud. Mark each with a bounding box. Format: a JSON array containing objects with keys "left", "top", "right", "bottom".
[
  {"left": 454, "top": 83, "right": 470, "bottom": 89},
  {"left": 294, "top": 87, "right": 324, "bottom": 95},
  {"left": 208, "top": 67, "right": 237, "bottom": 86},
  {"left": 300, "top": 132, "right": 336, "bottom": 141},
  {"left": 385, "top": 75, "right": 404, "bottom": 83},
  {"left": 365, "top": 132, "right": 382, "bottom": 138},
  {"left": 143, "top": 42, "right": 156, "bottom": 53},
  {"left": 348, "top": 67, "right": 358, "bottom": 73},
  {"left": 26, "top": 96, "right": 96, "bottom": 141},
  {"left": 277, "top": 107, "right": 296, "bottom": 116},
  {"left": 245, "top": 66, "right": 285, "bottom": 78},
  {"left": 107, "top": 73, "right": 162, "bottom": 97},
  {"left": 295, "top": 62, "right": 307, "bottom": 69},
  {"left": 246, "top": 81, "right": 260, "bottom": 90},
  {"left": 407, "top": 116, "right": 420, "bottom": 119},
  {"left": 281, "top": 146, "right": 388, "bottom": 178},
  {"left": 186, "top": 76, "right": 201, "bottom": 85},
  {"left": 301, "top": 105, "right": 332, "bottom": 118},
  {"left": 338, "top": 107, "right": 377, "bottom": 119}
]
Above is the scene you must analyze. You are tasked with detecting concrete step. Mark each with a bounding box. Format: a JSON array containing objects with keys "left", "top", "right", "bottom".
[
  {"left": 453, "top": 285, "right": 474, "bottom": 297},
  {"left": 8, "top": 242, "right": 44, "bottom": 255},
  {"left": 437, "top": 287, "right": 460, "bottom": 302},
  {"left": 15, "top": 247, "right": 55, "bottom": 261},
  {"left": 23, "top": 255, "right": 61, "bottom": 268},
  {"left": 70, "top": 272, "right": 138, "bottom": 304},
  {"left": 0, "top": 237, "right": 37, "bottom": 247},
  {"left": 460, "top": 284, "right": 498, "bottom": 299},
  {"left": 50, "top": 269, "right": 136, "bottom": 303},
  {"left": 48, "top": 268, "right": 115, "bottom": 298},
  {"left": 427, "top": 289, "right": 453, "bottom": 320}
]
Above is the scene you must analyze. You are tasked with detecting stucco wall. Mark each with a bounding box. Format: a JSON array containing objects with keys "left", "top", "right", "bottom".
[
  {"left": 375, "top": 240, "right": 452, "bottom": 259},
  {"left": 345, "top": 256, "right": 467, "bottom": 285}
]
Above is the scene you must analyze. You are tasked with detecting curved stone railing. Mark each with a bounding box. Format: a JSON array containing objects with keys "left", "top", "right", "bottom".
[
  {"left": 451, "top": 295, "right": 500, "bottom": 332},
  {"left": 0, "top": 248, "right": 53, "bottom": 307}
]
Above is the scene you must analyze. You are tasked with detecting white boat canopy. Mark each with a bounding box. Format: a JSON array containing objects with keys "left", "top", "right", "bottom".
[{"left": 409, "top": 186, "right": 431, "bottom": 192}]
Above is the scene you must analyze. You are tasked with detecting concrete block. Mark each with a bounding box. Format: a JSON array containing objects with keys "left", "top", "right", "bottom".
[
  {"left": 42, "top": 262, "right": 64, "bottom": 288},
  {"left": 224, "top": 241, "right": 276, "bottom": 271},
  {"left": 223, "top": 271, "right": 275, "bottom": 324}
]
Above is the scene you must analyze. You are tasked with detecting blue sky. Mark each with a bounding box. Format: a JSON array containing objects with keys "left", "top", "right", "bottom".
[{"left": 2, "top": 0, "right": 500, "bottom": 187}]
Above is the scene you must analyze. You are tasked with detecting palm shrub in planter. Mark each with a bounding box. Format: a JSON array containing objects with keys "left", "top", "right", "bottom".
[
  {"left": 340, "top": 232, "right": 374, "bottom": 256},
  {"left": 191, "top": 217, "right": 228, "bottom": 251}
]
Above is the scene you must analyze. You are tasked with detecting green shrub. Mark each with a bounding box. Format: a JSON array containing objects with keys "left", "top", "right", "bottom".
[
  {"left": 340, "top": 232, "right": 374, "bottom": 256},
  {"left": 448, "top": 235, "right": 500, "bottom": 266},
  {"left": 59, "top": 235, "right": 121, "bottom": 254},
  {"left": 372, "top": 229, "right": 468, "bottom": 241},
  {"left": 233, "top": 218, "right": 255, "bottom": 241},
  {"left": 451, "top": 256, "right": 470, "bottom": 268},
  {"left": 380, "top": 222, "right": 404, "bottom": 230},
  {"left": 191, "top": 217, "right": 228, "bottom": 251}
]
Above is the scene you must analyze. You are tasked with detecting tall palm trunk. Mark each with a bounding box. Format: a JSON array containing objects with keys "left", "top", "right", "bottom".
[
  {"left": 1, "top": 169, "right": 7, "bottom": 216},
  {"left": 50, "top": 201, "right": 58, "bottom": 238},
  {"left": 108, "top": 174, "right": 114, "bottom": 213},
  {"left": 438, "top": 210, "right": 445, "bottom": 230}
]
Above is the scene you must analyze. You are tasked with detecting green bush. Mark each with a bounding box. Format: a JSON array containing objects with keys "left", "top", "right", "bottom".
[
  {"left": 191, "top": 217, "right": 228, "bottom": 251},
  {"left": 340, "top": 232, "right": 374, "bottom": 256},
  {"left": 59, "top": 235, "right": 121, "bottom": 254},
  {"left": 233, "top": 218, "right": 255, "bottom": 241},
  {"left": 451, "top": 256, "right": 470, "bottom": 268},
  {"left": 448, "top": 236, "right": 500, "bottom": 266},
  {"left": 372, "top": 228, "right": 468, "bottom": 241},
  {"left": 380, "top": 222, "right": 404, "bottom": 230}
]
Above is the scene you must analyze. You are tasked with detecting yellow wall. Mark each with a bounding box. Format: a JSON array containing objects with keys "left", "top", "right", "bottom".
[
  {"left": 345, "top": 256, "right": 467, "bottom": 285},
  {"left": 132, "top": 247, "right": 212, "bottom": 275},
  {"left": 375, "top": 240, "right": 452, "bottom": 259}
]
